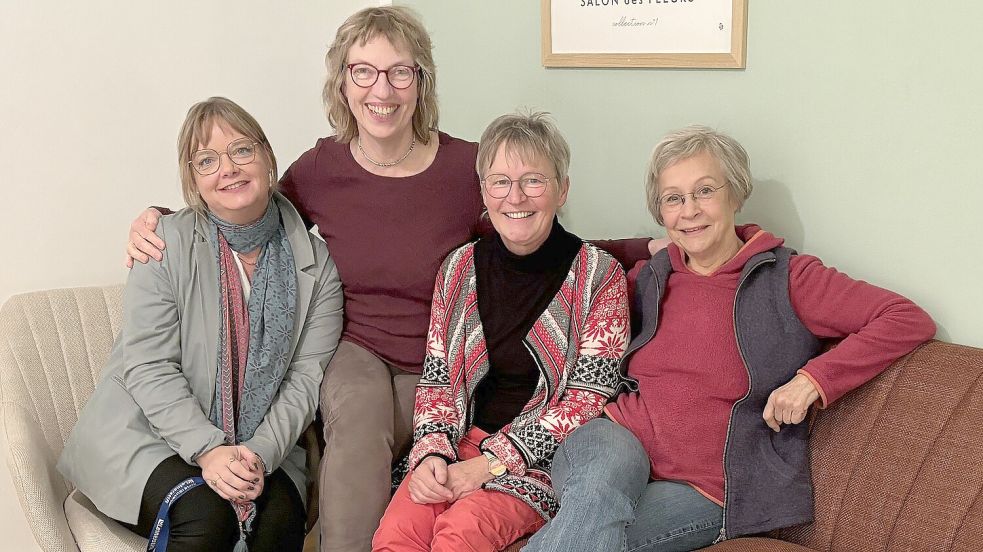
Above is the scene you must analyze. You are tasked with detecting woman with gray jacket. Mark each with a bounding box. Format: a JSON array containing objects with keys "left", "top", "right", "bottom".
[{"left": 58, "top": 97, "right": 344, "bottom": 551}]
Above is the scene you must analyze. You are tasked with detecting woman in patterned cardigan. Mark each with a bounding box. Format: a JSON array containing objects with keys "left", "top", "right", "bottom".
[{"left": 372, "top": 112, "right": 630, "bottom": 551}]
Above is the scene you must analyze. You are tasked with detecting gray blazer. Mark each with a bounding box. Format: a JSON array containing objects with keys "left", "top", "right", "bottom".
[{"left": 58, "top": 193, "right": 343, "bottom": 524}]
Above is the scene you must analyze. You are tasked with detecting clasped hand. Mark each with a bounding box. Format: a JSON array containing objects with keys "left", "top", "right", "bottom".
[
  {"left": 408, "top": 456, "right": 493, "bottom": 505},
  {"left": 197, "top": 444, "right": 265, "bottom": 503}
]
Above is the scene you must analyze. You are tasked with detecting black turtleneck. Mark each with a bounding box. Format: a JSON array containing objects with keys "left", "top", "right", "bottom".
[{"left": 471, "top": 219, "right": 583, "bottom": 434}]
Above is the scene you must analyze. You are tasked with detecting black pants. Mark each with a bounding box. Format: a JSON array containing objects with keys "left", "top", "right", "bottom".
[{"left": 119, "top": 455, "right": 306, "bottom": 552}]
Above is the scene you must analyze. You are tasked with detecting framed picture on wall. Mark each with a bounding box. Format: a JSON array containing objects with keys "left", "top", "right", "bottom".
[{"left": 541, "top": 0, "right": 747, "bottom": 68}]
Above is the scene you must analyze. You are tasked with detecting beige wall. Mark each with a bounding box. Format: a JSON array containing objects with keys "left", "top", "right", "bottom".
[
  {"left": 0, "top": 1, "right": 382, "bottom": 548},
  {"left": 401, "top": 0, "right": 982, "bottom": 348}
]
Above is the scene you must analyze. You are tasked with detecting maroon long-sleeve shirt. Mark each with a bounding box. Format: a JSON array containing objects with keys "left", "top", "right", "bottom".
[{"left": 279, "top": 132, "right": 482, "bottom": 370}]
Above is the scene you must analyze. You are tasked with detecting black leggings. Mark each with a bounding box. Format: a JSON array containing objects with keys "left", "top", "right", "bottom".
[{"left": 119, "top": 455, "right": 306, "bottom": 552}]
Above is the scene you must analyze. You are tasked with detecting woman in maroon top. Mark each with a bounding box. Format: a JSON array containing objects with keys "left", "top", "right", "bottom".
[{"left": 124, "top": 7, "right": 653, "bottom": 552}]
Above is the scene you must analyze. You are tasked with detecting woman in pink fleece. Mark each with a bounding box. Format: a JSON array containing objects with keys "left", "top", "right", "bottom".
[{"left": 523, "top": 125, "right": 936, "bottom": 552}]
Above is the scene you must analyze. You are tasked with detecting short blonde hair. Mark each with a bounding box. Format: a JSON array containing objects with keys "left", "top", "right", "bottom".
[
  {"left": 645, "top": 125, "right": 752, "bottom": 225},
  {"left": 177, "top": 97, "right": 277, "bottom": 213},
  {"left": 323, "top": 6, "right": 438, "bottom": 145},
  {"left": 476, "top": 111, "right": 571, "bottom": 188}
]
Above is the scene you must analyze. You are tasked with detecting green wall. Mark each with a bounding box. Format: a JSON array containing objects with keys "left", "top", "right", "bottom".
[{"left": 400, "top": 0, "right": 982, "bottom": 347}]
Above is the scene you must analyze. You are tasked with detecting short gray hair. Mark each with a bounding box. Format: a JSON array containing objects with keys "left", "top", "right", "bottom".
[
  {"left": 645, "top": 125, "right": 752, "bottom": 225},
  {"left": 476, "top": 111, "right": 571, "bottom": 187}
]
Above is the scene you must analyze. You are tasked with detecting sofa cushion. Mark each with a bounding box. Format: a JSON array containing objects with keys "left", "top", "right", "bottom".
[
  {"left": 699, "top": 537, "right": 817, "bottom": 551},
  {"left": 64, "top": 490, "right": 145, "bottom": 552}
]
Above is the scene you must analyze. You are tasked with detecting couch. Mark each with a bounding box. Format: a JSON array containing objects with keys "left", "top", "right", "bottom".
[
  {"left": 4, "top": 285, "right": 983, "bottom": 551},
  {"left": 506, "top": 339, "right": 983, "bottom": 550},
  {"left": 695, "top": 337, "right": 983, "bottom": 552}
]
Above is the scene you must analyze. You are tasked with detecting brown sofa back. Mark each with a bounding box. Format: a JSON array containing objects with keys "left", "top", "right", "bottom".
[{"left": 771, "top": 340, "right": 983, "bottom": 551}]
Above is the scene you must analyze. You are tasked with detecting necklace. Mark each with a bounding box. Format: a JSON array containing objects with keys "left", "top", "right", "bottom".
[
  {"left": 237, "top": 253, "right": 259, "bottom": 266},
  {"left": 357, "top": 135, "right": 416, "bottom": 167}
]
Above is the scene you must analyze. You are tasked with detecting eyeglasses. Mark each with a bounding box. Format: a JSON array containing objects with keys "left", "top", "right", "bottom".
[
  {"left": 346, "top": 63, "right": 419, "bottom": 90},
  {"left": 481, "top": 173, "right": 552, "bottom": 199},
  {"left": 189, "top": 138, "right": 259, "bottom": 176},
  {"left": 658, "top": 183, "right": 728, "bottom": 211}
]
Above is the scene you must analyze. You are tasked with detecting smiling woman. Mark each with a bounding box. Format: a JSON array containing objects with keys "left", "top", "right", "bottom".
[
  {"left": 480, "top": 151, "right": 568, "bottom": 255},
  {"left": 474, "top": 113, "right": 574, "bottom": 256},
  {"left": 523, "top": 125, "right": 935, "bottom": 552},
  {"left": 58, "top": 97, "right": 344, "bottom": 552},
  {"left": 342, "top": 36, "right": 422, "bottom": 161},
  {"left": 373, "top": 112, "right": 631, "bottom": 551},
  {"left": 655, "top": 151, "right": 744, "bottom": 275},
  {"left": 187, "top": 126, "right": 272, "bottom": 224}
]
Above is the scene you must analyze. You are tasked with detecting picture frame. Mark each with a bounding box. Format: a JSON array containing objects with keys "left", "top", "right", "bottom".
[{"left": 541, "top": 0, "right": 748, "bottom": 68}]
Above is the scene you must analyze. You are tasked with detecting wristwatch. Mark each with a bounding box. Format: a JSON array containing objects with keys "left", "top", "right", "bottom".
[{"left": 482, "top": 450, "right": 507, "bottom": 477}]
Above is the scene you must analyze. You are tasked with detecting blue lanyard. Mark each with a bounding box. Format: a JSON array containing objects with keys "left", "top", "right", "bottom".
[{"left": 146, "top": 476, "right": 206, "bottom": 552}]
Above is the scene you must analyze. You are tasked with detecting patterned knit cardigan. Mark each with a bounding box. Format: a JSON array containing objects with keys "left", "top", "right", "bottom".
[{"left": 408, "top": 240, "right": 630, "bottom": 520}]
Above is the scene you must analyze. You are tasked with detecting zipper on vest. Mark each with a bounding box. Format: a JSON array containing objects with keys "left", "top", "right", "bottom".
[{"left": 717, "top": 257, "right": 775, "bottom": 543}]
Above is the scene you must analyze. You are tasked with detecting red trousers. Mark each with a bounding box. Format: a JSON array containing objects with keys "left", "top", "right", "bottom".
[{"left": 372, "top": 427, "right": 544, "bottom": 552}]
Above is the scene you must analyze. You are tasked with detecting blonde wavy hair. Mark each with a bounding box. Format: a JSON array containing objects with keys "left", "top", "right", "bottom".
[{"left": 323, "top": 6, "right": 438, "bottom": 145}]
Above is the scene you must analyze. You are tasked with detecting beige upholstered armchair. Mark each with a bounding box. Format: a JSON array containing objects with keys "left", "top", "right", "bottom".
[{"left": 0, "top": 285, "right": 147, "bottom": 552}]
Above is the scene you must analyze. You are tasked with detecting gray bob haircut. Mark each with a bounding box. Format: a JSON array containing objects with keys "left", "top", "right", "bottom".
[
  {"left": 476, "top": 111, "right": 571, "bottom": 188},
  {"left": 323, "top": 6, "right": 438, "bottom": 145},
  {"left": 177, "top": 97, "right": 277, "bottom": 213},
  {"left": 645, "top": 124, "right": 752, "bottom": 225}
]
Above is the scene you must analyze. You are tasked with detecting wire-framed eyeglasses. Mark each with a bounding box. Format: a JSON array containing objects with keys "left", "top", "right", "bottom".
[
  {"left": 189, "top": 138, "right": 260, "bottom": 176},
  {"left": 346, "top": 63, "right": 420, "bottom": 89},
  {"left": 481, "top": 173, "right": 552, "bottom": 199},
  {"left": 658, "top": 183, "right": 728, "bottom": 211}
]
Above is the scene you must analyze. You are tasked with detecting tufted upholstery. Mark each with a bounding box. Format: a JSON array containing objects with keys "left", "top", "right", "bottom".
[
  {"left": 735, "top": 340, "right": 983, "bottom": 552},
  {"left": 506, "top": 341, "right": 983, "bottom": 552},
  {"left": 0, "top": 285, "right": 132, "bottom": 552}
]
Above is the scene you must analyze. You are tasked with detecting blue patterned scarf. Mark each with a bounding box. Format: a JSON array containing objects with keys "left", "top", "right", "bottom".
[{"left": 206, "top": 199, "right": 297, "bottom": 551}]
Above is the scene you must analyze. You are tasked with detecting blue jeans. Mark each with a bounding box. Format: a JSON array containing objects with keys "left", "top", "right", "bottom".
[{"left": 523, "top": 418, "right": 722, "bottom": 552}]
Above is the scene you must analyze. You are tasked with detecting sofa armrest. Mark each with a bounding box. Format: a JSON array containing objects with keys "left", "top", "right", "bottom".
[{"left": 2, "top": 403, "right": 79, "bottom": 552}]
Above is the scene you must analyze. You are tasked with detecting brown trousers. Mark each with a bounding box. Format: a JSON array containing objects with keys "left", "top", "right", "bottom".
[{"left": 318, "top": 340, "right": 420, "bottom": 552}]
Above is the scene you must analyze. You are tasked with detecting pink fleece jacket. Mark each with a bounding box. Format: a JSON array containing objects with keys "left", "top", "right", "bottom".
[{"left": 607, "top": 224, "right": 935, "bottom": 504}]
